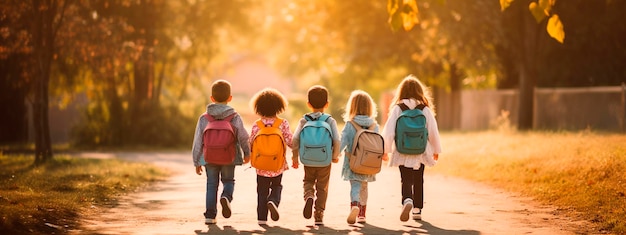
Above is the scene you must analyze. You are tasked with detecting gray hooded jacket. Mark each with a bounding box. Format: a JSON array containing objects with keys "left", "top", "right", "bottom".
[{"left": 192, "top": 103, "right": 250, "bottom": 167}]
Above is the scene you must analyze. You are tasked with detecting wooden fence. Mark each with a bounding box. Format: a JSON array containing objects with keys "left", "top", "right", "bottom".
[{"left": 431, "top": 85, "right": 626, "bottom": 132}]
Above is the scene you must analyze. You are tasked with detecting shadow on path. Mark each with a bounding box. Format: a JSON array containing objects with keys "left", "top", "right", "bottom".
[
  {"left": 193, "top": 221, "right": 478, "bottom": 235},
  {"left": 404, "top": 220, "right": 480, "bottom": 235}
]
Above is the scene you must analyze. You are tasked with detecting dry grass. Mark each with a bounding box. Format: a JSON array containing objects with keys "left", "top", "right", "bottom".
[
  {"left": 432, "top": 130, "right": 626, "bottom": 234},
  {"left": 0, "top": 154, "right": 169, "bottom": 234}
]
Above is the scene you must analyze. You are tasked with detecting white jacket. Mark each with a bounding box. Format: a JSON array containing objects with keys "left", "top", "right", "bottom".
[{"left": 382, "top": 98, "right": 442, "bottom": 169}]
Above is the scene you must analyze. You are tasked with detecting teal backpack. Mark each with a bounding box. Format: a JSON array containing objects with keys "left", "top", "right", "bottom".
[
  {"left": 299, "top": 114, "right": 333, "bottom": 167},
  {"left": 394, "top": 103, "right": 428, "bottom": 154}
]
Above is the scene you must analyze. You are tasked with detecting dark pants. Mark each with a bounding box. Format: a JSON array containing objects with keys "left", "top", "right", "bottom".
[
  {"left": 257, "top": 174, "right": 283, "bottom": 221},
  {"left": 399, "top": 164, "right": 425, "bottom": 209},
  {"left": 303, "top": 165, "right": 332, "bottom": 212}
]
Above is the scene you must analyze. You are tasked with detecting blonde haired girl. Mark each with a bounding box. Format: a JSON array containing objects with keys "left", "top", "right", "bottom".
[{"left": 339, "top": 90, "right": 387, "bottom": 224}]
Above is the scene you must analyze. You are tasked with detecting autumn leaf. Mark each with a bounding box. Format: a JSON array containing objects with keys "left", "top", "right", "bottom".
[
  {"left": 529, "top": 2, "right": 547, "bottom": 23},
  {"left": 387, "top": 0, "right": 419, "bottom": 32},
  {"left": 547, "top": 14, "right": 565, "bottom": 43},
  {"left": 401, "top": 0, "right": 419, "bottom": 31},
  {"left": 500, "top": 0, "right": 514, "bottom": 12}
]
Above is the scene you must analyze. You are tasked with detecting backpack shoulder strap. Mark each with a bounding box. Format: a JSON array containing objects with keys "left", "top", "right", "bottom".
[
  {"left": 319, "top": 114, "right": 330, "bottom": 122},
  {"left": 367, "top": 123, "right": 376, "bottom": 131},
  {"left": 223, "top": 112, "right": 237, "bottom": 122},
  {"left": 256, "top": 119, "right": 266, "bottom": 129},
  {"left": 205, "top": 113, "right": 237, "bottom": 122},
  {"left": 204, "top": 113, "right": 216, "bottom": 122},
  {"left": 398, "top": 103, "right": 410, "bottom": 111},
  {"left": 416, "top": 104, "right": 426, "bottom": 110},
  {"left": 304, "top": 114, "right": 314, "bottom": 122},
  {"left": 272, "top": 118, "right": 283, "bottom": 128},
  {"left": 349, "top": 120, "right": 362, "bottom": 131}
]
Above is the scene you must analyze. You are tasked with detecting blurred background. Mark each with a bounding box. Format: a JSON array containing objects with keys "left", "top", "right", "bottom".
[{"left": 1, "top": 0, "right": 625, "bottom": 153}]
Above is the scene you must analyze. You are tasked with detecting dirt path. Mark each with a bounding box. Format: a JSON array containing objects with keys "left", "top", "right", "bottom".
[{"left": 73, "top": 152, "right": 588, "bottom": 235}]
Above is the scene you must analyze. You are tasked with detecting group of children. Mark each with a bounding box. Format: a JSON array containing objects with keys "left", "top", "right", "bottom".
[{"left": 191, "top": 75, "right": 442, "bottom": 226}]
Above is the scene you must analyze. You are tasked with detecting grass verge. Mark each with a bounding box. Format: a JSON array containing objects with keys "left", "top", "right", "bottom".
[
  {"left": 0, "top": 154, "right": 169, "bottom": 234},
  {"left": 431, "top": 130, "right": 626, "bottom": 234}
]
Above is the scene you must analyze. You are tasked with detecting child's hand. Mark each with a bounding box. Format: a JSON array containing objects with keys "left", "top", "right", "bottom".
[
  {"left": 243, "top": 156, "right": 251, "bottom": 164},
  {"left": 382, "top": 154, "right": 389, "bottom": 161},
  {"left": 292, "top": 157, "right": 299, "bottom": 169},
  {"left": 332, "top": 158, "right": 339, "bottom": 163},
  {"left": 195, "top": 166, "right": 203, "bottom": 175},
  {"left": 433, "top": 153, "right": 439, "bottom": 161}
]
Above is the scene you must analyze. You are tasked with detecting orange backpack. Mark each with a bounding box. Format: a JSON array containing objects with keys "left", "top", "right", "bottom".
[{"left": 250, "top": 118, "right": 286, "bottom": 171}]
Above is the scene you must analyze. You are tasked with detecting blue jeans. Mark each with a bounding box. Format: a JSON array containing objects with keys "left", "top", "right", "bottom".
[
  {"left": 204, "top": 164, "right": 235, "bottom": 219},
  {"left": 257, "top": 174, "right": 283, "bottom": 221},
  {"left": 349, "top": 180, "right": 368, "bottom": 204}
]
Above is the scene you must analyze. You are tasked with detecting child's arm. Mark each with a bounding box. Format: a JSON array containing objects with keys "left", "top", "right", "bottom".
[
  {"left": 291, "top": 152, "right": 299, "bottom": 169},
  {"left": 375, "top": 124, "right": 388, "bottom": 161},
  {"left": 247, "top": 123, "right": 260, "bottom": 165},
  {"left": 331, "top": 139, "right": 340, "bottom": 163},
  {"left": 233, "top": 115, "right": 251, "bottom": 163},
  {"left": 381, "top": 106, "right": 401, "bottom": 154},
  {"left": 291, "top": 118, "right": 305, "bottom": 169},
  {"left": 191, "top": 115, "right": 205, "bottom": 167},
  {"left": 424, "top": 107, "right": 442, "bottom": 156},
  {"left": 329, "top": 117, "right": 341, "bottom": 163},
  {"left": 339, "top": 123, "right": 351, "bottom": 157}
]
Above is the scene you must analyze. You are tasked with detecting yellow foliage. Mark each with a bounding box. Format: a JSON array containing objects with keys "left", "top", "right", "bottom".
[
  {"left": 529, "top": 2, "right": 547, "bottom": 23},
  {"left": 547, "top": 14, "right": 565, "bottom": 43},
  {"left": 500, "top": 0, "right": 514, "bottom": 12}
]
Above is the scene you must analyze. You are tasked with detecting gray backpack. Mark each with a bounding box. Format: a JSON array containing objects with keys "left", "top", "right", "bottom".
[{"left": 349, "top": 121, "right": 385, "bottom": 175}]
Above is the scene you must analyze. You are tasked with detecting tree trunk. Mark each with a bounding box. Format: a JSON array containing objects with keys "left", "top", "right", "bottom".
[
  {"left": 31, "top": 0, "right": 58, "bottom": 164},
  {"left": 449, "top": 61, "right": 462, "bottom": 130},
  {"left": 517, "top": 1, "right": 540, "bottom": 130}
]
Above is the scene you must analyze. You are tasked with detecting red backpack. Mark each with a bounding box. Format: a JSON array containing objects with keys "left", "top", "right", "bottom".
[{"left": 202, "top": 113, "right": 237, "bottom": 165}]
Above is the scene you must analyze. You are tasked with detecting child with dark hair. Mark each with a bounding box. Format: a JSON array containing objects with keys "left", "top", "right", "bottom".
[
  {"left": 248, "top": 88, "right": 294, "bottom": 225},
  {"left": 191, "top": 79, "right": 250, "bottom": 225},
  {"left": 291, "top": 85, "right": 341, "bottom": 226}
]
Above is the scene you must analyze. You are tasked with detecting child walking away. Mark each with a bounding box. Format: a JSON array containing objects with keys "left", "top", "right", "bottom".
[
  {"left": 291, "top": 85, "right": 341, "bottom": 226},
  {"left": 249, "top": 88, "right": 294, "bottom": 225},
  {"left": 382, "top": 75, "right": 442, "bottom": 222},
  {"left": 339, "top": 90, "right": 387, "bottom": 224},
  {"left": 191, "top": 80, "right": 251, "bottom": 225}
]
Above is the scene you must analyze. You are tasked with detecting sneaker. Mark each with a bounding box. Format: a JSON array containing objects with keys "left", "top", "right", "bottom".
[
  {"left": 412, "top": 208, "right": 422, "bottom": 220},
  {"left": 400, "top": 198, "right": 413, "bottom": 222},
  {"left": 268, "top": 201, "right": 280, "bottom": 221},
  {"left": 258, "top": 220, "right": 267, "bottom": 225},
  {"left": 314, "top": 210, "right": 324, "bottom": 225},
  {"left": 303, "top": 197, "right": 314, "bottom": 219},
  {"left": 357, "top": 204, "right": 366, "bottom": 223},
  {"left": 204, "top": 218, "right": 216, "bottom": 225},
  {"left": 220, "top": 197, "right": 231, "bottom": 218},
  {"left": 347, "top": 202, "right": 359, "bottom": 224}
]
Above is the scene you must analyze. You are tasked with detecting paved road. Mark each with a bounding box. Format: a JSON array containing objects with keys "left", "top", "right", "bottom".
[{"left": 74, "top": 152, "right": 586, "bottom": 235}]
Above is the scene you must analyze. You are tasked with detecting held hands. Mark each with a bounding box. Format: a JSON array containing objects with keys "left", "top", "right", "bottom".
[
  {"left": 195, "top": 166, "right": 203, "bottom": 175},
  {"left": 433, "top": 153, "right": 439, "bottom": 161},
  {"left": 382, "top": 153, "right": 389, "bottom": 161},
  {"left": 243, "top": 156, "right": 251, "bottom": 164},
  {"left": 332, "top": 158, "right": 339, "bottom": 163}
]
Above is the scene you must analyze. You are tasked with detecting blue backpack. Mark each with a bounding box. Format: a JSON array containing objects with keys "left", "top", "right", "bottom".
[
  {"left": 299, "top": 114, "right": 333, "bottom": 167},
  {"left": 394, "top": 103, "right": 428, "bottom": 154}
]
